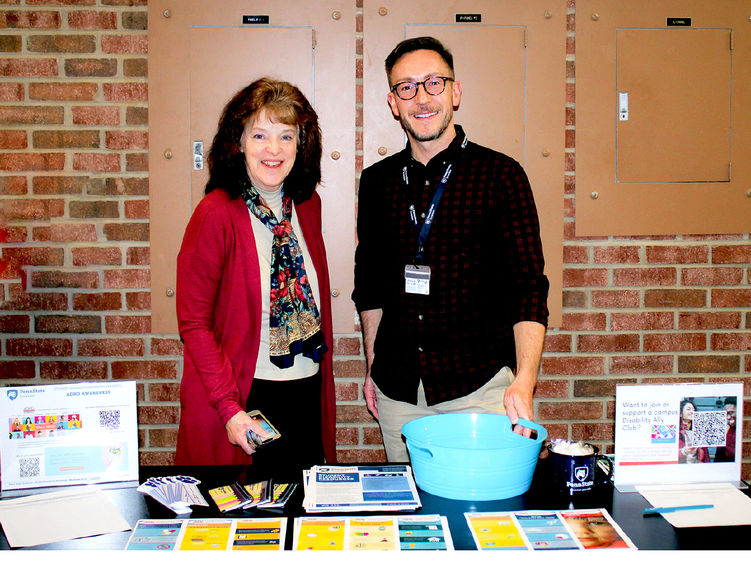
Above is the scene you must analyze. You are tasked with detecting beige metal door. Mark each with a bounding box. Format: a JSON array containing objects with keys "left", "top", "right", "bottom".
[
  {"left": 149, "top": 1, "right": 355, "bottom": 334},
  {"left": 616, "top": 29, "right": 731, "bottom": 183},
  {"left": 364, "top": 1, "right": 566, "bottom": 326}
]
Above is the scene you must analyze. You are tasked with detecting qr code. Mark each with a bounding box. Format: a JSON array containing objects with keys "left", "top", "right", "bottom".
[
  {"left": 20, "top": 457, "right": 40, "bottom": 479},
  {"left": 691, "top": 410, "right": 727, "bottom": 447},
  {"left": 99, "top": 409, "right": 121, "bottom": 430}
]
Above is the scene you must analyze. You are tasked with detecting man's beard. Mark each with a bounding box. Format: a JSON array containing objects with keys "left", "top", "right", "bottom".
[{"left": 400, "top": 108, "right": 452, "bottom": 143}]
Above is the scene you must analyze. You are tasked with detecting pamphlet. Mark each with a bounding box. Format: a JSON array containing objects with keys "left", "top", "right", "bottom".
[
  {"left": 465, "top": 508, "right": 636, "bottom": 550},
  {"left": 124, "top": 517, "right": 287, "bottom": 551},
  {"left": 1, "top": 381, "right": 139, "bottom": 490},
  {"left": 302, "top": 465, "right": 421, "bottom": 512},
  {"left": 293, "top": 514, "right": 452, "bottom": 550}
]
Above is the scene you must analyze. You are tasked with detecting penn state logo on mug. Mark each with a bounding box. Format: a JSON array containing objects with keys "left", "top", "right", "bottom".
[{"left": 574, "top": 466, "right": 589, "bottom": 482}]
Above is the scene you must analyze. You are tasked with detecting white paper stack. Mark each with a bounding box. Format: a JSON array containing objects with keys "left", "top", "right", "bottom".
[{"left": 302, "top": 465, "right": 421, "bottom": 513}]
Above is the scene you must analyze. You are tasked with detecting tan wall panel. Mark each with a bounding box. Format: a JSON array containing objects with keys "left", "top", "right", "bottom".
[
  {"left": 363, "top": 1, "right": 566, "bottom": 326},
  {"left": 148, "top": 1, "right": 355, "bottom": 334},
  {"left": 577, "top": 0, "right": 751, "bottom": 236}
]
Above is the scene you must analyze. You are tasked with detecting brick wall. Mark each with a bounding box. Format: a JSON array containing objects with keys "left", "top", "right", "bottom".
[{"left": 1, "top": 1, "right": 749, "bottom": 478}]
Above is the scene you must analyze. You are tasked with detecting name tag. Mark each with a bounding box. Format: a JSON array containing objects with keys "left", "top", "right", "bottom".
[{"left": 405, "top": 264, "right": 430, "bottom": 295}]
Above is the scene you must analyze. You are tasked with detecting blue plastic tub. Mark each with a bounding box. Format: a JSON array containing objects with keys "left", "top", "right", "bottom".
[{"left": 401, "top": 413, "right": 548, "bottom": 501}]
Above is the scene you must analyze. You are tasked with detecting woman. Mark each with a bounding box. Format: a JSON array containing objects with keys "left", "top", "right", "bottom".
[{"left": 175, "top": 78, "right": 336, "bottom": 474}]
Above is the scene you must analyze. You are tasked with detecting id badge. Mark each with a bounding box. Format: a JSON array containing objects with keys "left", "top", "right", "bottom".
[{"left": 405, "top": 264, "right": 431, "bottom": 295}]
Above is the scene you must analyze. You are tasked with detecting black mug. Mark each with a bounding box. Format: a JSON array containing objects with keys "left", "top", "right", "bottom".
[{"left": 548, "top": 443, "right": 614, "bottom": 496}]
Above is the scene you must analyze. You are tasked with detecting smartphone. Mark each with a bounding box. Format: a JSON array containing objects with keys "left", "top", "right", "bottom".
[{"left": 246, "top": 410, "right": 282, "bottom": 447}]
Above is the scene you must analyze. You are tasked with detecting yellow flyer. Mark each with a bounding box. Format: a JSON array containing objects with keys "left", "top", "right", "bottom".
[
  {"left": 466, "top": 513, "right": 527, "bottom": 550},
  {"left": 179, "top": 519, "right": 232, "bottom": 550},
  {"left": 295, "top": 518, "right": 346, "bottom": 550},
  {"left": 232, "top": 518, "right": 284, "bottom": 550},
  {"left": 349, "top": 518, "right": 396, "bottom": 550}
]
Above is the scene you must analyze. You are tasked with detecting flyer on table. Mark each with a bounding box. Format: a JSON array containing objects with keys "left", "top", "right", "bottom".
[
  {"left": 614, "top": 382, "right": 743, "bottom": 488},
  {"left": 1, "top": 381, "right": 139, "bottom": 491}
]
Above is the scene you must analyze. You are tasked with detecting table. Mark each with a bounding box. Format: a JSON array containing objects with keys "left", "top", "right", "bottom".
[{"left": 1, "top": 460, "right": 749, "bottom": 550}]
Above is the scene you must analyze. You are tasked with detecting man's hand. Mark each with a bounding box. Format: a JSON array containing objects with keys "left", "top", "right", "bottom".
[
  {"left": 364, "top": 374, "right": 379, "bottom": 420},
  {"left": 225, "top": 411, "right": 271, "bottom": 456},
  {"left": 503, "top": 374, "right": 536, "bottom": 438}
]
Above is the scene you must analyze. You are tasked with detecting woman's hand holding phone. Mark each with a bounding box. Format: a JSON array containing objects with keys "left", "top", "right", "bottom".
[{"left": 225, "top": 411, "right": 272, "bottom": 456}]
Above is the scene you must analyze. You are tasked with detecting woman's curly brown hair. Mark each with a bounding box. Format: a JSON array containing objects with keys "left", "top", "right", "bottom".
[{"left": 205, "top": 78, "right": 322, "bottom": 203}]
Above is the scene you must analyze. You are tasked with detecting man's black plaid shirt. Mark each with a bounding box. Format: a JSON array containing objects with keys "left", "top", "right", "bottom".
[{"left": 353, "top": 126, "right": 549, "bottom": 406}]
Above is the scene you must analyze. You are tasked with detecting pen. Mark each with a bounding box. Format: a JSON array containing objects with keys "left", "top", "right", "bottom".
[{"left": 643, "top": 504, "right": 714, "bottom": 516}]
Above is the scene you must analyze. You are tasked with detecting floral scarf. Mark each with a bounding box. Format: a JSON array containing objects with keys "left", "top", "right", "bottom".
[{"left": 241, "top": 184, "right": 328, "bottom": 368}]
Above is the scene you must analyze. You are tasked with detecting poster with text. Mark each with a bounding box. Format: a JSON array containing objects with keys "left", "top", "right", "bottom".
[
  {"left": 614, "top": 383, "right": 742, "bottom": 488},
  {"left": 1, "top": 381, "right": 139, "bottom": 491}
]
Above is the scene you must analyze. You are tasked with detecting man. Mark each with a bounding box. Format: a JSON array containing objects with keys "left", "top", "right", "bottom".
[{"left": 352, "top": 36, "right": 549, "bottom": 461}]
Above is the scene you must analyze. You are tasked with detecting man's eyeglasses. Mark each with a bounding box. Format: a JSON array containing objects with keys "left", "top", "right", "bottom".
[{"left": 390, "top": 76, "right": 454, "bottom": 100}]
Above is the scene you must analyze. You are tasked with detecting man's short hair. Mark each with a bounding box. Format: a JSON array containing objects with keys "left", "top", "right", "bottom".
[{"left": 384, "top": 36, "right": 455, "bottom": 85}]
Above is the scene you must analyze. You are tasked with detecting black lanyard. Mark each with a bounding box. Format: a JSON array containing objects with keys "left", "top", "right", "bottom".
[{"left": 407, "top": 163, "right": 453, "bottom": 262}]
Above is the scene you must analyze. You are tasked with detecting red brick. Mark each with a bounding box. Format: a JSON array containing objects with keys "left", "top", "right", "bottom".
[
  {"left": 538, "top": 401, "right": 604, "bottom": 420},
  {"left": 35, "top": 315, "right": 101, "bottom": 333},
  {"left": 644, "top": 289, "right": 706, "bottom": 308},
  {"left": 610, "top": 355, "right": 673, "bottom": 374},
  {"left": 335, "top": 404, "right": 373, "bottom": 423},
  {"left": 78, "top": 337, "right": 143, "bottom": 356},
  {"left": 333, "top": 359, "right": 366, "bottom": 378},
  {"left": 560, "top": 312, "right": 607, "bottom": 331},
  {"left": 541, "top": 356, "right": 604, "bottom": 376},
  {"left": 64, "top": 57, "right": 117, "bottom": 77},
  {"left": 73, "top": 153, "right": 120, "bottom": 172},
  {"left": 611, "top": 312, "right": 674, "bottom": 331},
  {"left": 140, "top": 451, "right": 176, "bottom": 466},
  {"left": 125, "top": 106, "right": 147, "bottom": 125},
  {"left": 591, "top": 290, "right": 640, "bottom": 308},
  {"left": 125, "top": 291, "right": 150, "bottom": 310},
  {"left": 72, "top": 292, "right": 122, "bottom": 311},
  {"left": 678, "top": 355, "right": 740, "bottom": 373},
  {"left": 126, "top": 247, "right": 149, "bottom": 265},
  {"left": 31, "top": 270, "right": 99, "bottom": 289},
  {"left": 678, "top": 311, "right": 741, "bottom": 330},
  {"left": 1, "top": 10, "right": 61, "bottom": 29},
  {"left": 362, "top": 426, "right": 384, "bottom": 445},
  {"left": 613, "top": 267, "right": 676, "bottom": 286},
  {"left": 0, "top": 314, "right": 30, "bottom": 333},
  {"left": 682, "top": 267, "right": 744, "bottom": 286},
  {"left": 41, "top": 360, "right": 107, "bottom": 380},
  {"left": 644, "top": 333, "right": 706, "bottom": 352},
  {"left": 0, "top": 360, "right": 36, "bottom": 379},
  {"left": 69, "top": 200, "right": 119, "bottom": 218},
  {"left": 32, "top": 223, "right": 97, "bottom": 242},
  {"left": 542, "top": 333, "right": 572, "bottom": 353},
  {"left": 336, "top": 449, "right": 386, "bottom": 463},
  {"left": 33, "top": 129, "right": 99, "bottom": 148},
  {"left": 0, "top": 152, "right": 65, "bottom": 171},
  {"left": 334, "top": 336, "right": 361, "bottom": 356},
  {"left": 151, "top": 338, "right": 183, "bottom": 356},
  {"left": 27, "top": 35, "right": 96, "bottom": 53},
  {"left": 112, "top": 360, "right": 177, "bottom": 380},
  {"left": 125, "top": 152, "right": 148, "bottom": 171},
  {"left": 33, "top": 176, "right": 88, "bottom": 194},
  {"left": 572, "top": 423, "right": 614, "bottom": 442},
  {"left": 593, "top": 246, "right": 640, "bottom": 263},
  {"left": 712, "top": 245, "right": 751, "bottom": 264},
  {"left": 101, "top": 34, "right": 147, "bottom": 54},
  {"left": 578, "top": 334, "right": 640, "bottom": 353},
  {"left": 147, "top": 383, "right": 180, "bottom": 402},
  {"left": 30, "top": 82, "right": 98, "bottom": 101},
  {"left": 72, "top": 105, "right": 119, "bottom": 125},
  {"left": 336, "top": 427, "right": 359, "bottom": 445},
  {"left": 138, "top": 405, "right": 179, "bottom": 425},
  {"left": 335, "top": 382, "right": 359, "bottom": 401},
  {"left": 103, "top": 223, "right": 148, "bottom": 241},
  {"left": 0, "top": 291, "right": 67, "bottom": 312},
  {"left": 562, "top": 290, "right": 586, "bottom": 308},
  {"left": 0, "top": 83, "right": 24, "bottom": 101},
  {"left": 1, "top": 246, "right": 63, "bottom": 266},
  {"left": 6, "top": 338, "right": 72, "bottom": 356},
  {"left": 711, "top": 332, "right": 751, "bottom": 351},
  {"left": 122, "top": 12, "right": 147, "bottom": 30},
  {"left": 535, "top": 379, "right": 569, "bottom": 398},
  {"left": 0, "top": 105, "right": 63, "bottom": 124},
  {"left": 124, "top": 199, "right": 149, "bottom": 219},
  {"left": 0, "top": 58, "right": 58, "bottom": 77},
  {"left": 0, "top": 175, "right": 27, "bottom": 195},
  {"left": 573, "top": 378, "right": 637, "bottom": 397},
  {"left": 646, "top": 246, "right": 709, "bottom": 264},
  {"left": 72, "top": 247, "right": 122, "bottom": 266},
  {"left": 102, "top": 82, "right": 147, "bottom": 102},
  {"left": 123, "top": 58, "right": 147, "bottom": 77},
  {"left": 68, "top": 10, "right": 117, "bottom": 29},
  {"left": 103, "top": 268, "right": 149, "bottom": 288},
  {"left": 93, "top": 177, "right": 148, "bottom": 196},
  {"left": 106, "top": 130, "right": 147, "bottom": 150},
  {"left": 563, "top": 268, "right": 608, "bottom": 287},
  {"left": 0, "top": 129, "right": 27, "bottom": 149},
  {"left": 105, "top": 315, "right": 150, "bottom": 333},
  {"left": 712, "top": 289, "right": 751, "bottom": 308}
]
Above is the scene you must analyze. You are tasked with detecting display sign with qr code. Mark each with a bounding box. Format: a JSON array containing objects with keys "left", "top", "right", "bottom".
[
  {"left": 614, "top": 383, "right": 743, "bottom": 489},
  {"left": 0, "top": 381, "right": 138, "bottom": 491}
]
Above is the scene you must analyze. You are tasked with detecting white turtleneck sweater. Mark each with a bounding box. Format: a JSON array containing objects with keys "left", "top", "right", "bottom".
[{"left": 249, "top": 185, "right": 321, "bottom": 381}]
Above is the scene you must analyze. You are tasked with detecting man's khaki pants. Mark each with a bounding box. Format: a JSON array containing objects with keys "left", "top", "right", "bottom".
[{"left": 373, "top": 367, "right": 515, "bottom": 462}]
